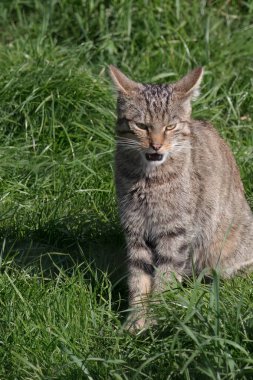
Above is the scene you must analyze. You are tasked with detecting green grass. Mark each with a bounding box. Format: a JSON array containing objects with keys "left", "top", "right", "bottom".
[{"left": 0, "top": 1, "right": 253, "bottom": 379}]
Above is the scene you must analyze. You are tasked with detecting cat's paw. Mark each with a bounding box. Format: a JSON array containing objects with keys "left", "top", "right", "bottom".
[{"left": 124, "top": 314, "right": 147, "bottom": 334}]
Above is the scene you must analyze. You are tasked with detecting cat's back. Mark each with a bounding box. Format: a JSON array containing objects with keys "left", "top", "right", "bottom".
[
  {"left": 190, "top": 120, "right": 243, "bottom": 190},
  {"left": 189, "top": 119, "right": 252, "bottom": 229}
]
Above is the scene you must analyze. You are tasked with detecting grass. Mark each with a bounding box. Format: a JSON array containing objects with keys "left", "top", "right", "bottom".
[{"left": 0, "top": 1, "right": 253, "bottom": 378}]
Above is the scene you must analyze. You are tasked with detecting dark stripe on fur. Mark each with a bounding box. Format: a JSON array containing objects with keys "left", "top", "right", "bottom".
[
  {"left": 129, "top": 258, "right": 154, "bottom": 276},
  {"left": 156, "top": 227, "right": 186, "bottom": 240},
  {"left": 155, "top": 255, "right": 172, "bottom": 266},
  {"left": 178, "top": 243, "right": 189, "bottom": 255}
]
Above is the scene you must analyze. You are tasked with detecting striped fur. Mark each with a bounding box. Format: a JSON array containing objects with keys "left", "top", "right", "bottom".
[{"left": 110, "top": 66, "right": 253, "bottom": 331}]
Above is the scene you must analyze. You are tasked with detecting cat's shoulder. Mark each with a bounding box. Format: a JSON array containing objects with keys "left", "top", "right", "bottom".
[
  {"left": 190, "top": 119, "right": 224, "bottom": 142},
  {"left": 190, "top": 119, "right": 217, "bottom": 132},
  {"left": 190, "top": 119, "right": 238, "bottom": 167}
]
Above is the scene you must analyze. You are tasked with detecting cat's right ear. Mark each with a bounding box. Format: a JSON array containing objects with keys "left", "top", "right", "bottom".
[
  {"left": 109, "top": 65, "right": 143, "bottom": 95},
  {"left": 174, "top": 67, "right": 204, "bottom": 100}
]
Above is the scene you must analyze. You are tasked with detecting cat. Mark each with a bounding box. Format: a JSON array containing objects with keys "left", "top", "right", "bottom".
[{"left": 109, "top": 65, "right": 253, "bottom": 331}]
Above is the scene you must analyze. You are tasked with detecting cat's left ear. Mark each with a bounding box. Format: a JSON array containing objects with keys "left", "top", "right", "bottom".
[
  {"left": 174, "top": 67, "right": 204, "bottom": 101},
  {"left": 109, "top": 65, "right": 144, "bottom": 95}
]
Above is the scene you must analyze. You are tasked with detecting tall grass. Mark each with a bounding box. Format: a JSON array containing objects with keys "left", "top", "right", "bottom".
[{"left": 0, "top": 1, "right": 253, "bottom": 379}]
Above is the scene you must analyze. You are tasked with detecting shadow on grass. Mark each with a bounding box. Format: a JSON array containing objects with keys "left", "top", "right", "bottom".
[{"left": 0, "top": 218, "right": 128, "bottom": 311}]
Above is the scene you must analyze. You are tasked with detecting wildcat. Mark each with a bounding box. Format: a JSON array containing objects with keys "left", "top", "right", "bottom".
[{"left": 109, "top": 65, "right": 253, "bottom": 331}]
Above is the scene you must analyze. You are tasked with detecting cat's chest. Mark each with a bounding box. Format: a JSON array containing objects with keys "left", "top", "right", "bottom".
[
  {"left": 118, "top": 174, "right": 192, "bottom": 237},
  {"left": 123, "top": 176, "right": 185, "bottom": 218},
  {"left": 131, "top": 183, "right": 165, "bottom": 208}
]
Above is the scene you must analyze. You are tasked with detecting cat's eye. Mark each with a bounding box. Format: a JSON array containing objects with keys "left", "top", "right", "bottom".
[
  {"left": 165, "top": 124, "right": 176, "bottom": 131},
  {"left": 135, "top": 122, "right": 148, "bottom": 131}
]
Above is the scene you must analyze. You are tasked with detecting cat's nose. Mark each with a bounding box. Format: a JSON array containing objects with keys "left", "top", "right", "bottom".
[{"left": 151, "top": 143, "right": 162, "bottom": 151}]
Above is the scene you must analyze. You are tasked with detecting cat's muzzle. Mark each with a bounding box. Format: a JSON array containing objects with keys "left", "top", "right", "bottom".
[{"left": 145, "top": 153, "right": 163, "bottom": 161}]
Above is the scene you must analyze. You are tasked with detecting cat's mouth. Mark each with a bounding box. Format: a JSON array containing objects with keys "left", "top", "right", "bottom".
[{"left": 145, "top": 153, "right": 163, "bottom": 161}]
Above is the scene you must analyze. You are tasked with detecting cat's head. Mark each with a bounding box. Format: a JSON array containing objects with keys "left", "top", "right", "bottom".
[{"left": 109, "top": 65, "right": 203, "bottom": 166}]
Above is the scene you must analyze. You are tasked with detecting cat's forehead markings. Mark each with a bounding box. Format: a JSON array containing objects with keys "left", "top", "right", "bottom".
[
  {"left": 143, "top": 84, "right": 173, "bottom": 108},
  {"left": 143, "top": 84, "right": 172, "bottom": 98},
  {"left": 141, "top": 84, "right": 173, "bottom": 123}
]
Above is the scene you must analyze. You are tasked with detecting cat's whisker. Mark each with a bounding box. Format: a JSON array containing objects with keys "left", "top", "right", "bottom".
[
  {"left": 117, "top": 140, "right": 141, "bottom": 147},
  {"left": 116, "top": 138, "right": 137, "bottom": 143},
  {"left": 117, "top": 142, "right": 142, "bottom": 148},
  {"left": 116, "top": 136, "right": 139, "bottom": 142},
  {"left": 117, "top": 145, "right": 143, "bottom": 153},
  {"left": 117, "top": 143, "right": 141, "bottom": 149}
]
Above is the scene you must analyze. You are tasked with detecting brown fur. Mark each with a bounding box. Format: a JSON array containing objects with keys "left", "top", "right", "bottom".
[{"left": 109, "top": 65, "right": 253, "bottom": 331}]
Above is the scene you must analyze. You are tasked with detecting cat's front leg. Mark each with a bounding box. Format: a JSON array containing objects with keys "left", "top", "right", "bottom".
[
  {"left": 153, "top": 232, "right": 190, "bottom": 293},
  {"left": 124, "top": 239, "right": 153, "bottom": 332}
]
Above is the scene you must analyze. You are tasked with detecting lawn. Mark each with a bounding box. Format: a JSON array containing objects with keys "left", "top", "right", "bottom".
[{"left": 0, "top": 1, "right": 253, "bottom": 379}]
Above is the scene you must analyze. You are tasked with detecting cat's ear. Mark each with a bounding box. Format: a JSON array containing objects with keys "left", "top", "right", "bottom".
[
  {"left": 174, "top": 67, "right": 204, "bottom": 100},
  {"left": 109, "top": 65, "right": 143, "bottom": 95}
]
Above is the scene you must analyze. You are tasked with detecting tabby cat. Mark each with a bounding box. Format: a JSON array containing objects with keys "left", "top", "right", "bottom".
[{"left": 109, "top": 65, "right": 253, "bottom": 331}]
